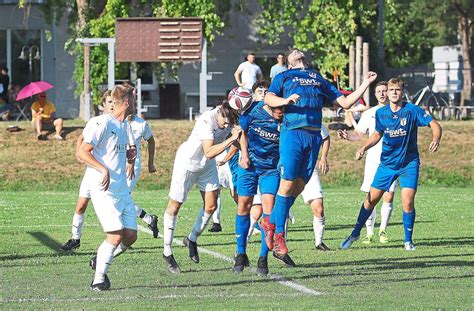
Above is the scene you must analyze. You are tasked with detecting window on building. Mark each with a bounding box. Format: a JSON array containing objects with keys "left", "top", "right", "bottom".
[{"left": 0, "top": 30, "right": 6, "bottom": 68}]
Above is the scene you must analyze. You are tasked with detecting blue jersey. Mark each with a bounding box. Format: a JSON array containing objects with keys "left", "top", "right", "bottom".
[
  {"left": 375, "top": 103, "right": 433, "bottom": 170},
  {"left": 240, "top": 101, "right": 280, "bottom": 170},
  {"left": 268, "top": 68, "right": 341, "bottom": 130}
]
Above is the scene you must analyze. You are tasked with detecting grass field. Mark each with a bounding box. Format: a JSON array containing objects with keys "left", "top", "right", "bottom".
[{"left": 1, "top": 187, "right": 473, "bottom": 309}]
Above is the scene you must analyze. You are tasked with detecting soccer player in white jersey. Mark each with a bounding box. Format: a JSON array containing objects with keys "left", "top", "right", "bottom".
[
  {"left": 77, "top": 84, "right": 137, "bottom": 291},
  {"left": 162, "top": 102, "right": 241, "bottom": 274},
  {"left": 60, "top": 92, "right": 158, "bottom": 251},
  {"left": 337, "top": 81, "right": 396, "bottom": 244},
  {"left": 300, "top": 125, "right": 331, "bottom": 251}
]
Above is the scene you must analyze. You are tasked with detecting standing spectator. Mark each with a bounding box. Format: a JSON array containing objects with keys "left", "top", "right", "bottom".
[
  {"left": 31, "top": 92, "right": 64, "bottom": 140},
  {"left": 0, "top": 67, "right": 9, "bottom": 103},
  {"left": 234, "top": 52, "right": 263, "bottom": 90},
  {"left": 270, "top": 53, "right": 287, "bottom": 80}
]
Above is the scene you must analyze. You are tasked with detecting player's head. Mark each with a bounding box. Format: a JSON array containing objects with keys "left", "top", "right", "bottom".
[
  {"left": 387, "top": 78, "right": 404, "bottom": 104},
  {"left": 374, "top": 81, "right": 388, "bottom": 105},
  {"left": 285, "top": 48, "right": 305, "bottom": 69},
  {"left": 269, "top": 106, "right": 284, "bottom": 121},
  {"left": 252, "top": 79, "right": 270, "bottom": 101},
  {"left": 101, "top": 90, "right": 113, "bottom": 113},
  {"left": 246, "top": 52, "right": 256, "bottom": 63},
  {"left": 111, "top": 84, "right": 136, "bottom": 116},
  {"left": 217, "top": 100, "right": 240, "bottom": 129},
  {"left": 276, "top": 53, "right": 284, "bottom": 65}
]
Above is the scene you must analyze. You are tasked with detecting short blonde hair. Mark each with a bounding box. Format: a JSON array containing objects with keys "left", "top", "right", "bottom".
[{"left": 387, "top": 78, "right": 404, "bottom": 90}]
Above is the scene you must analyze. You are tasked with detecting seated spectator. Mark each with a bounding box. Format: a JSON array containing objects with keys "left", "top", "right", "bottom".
[
  {"left": 31, "top": 92, "right": 64, "bottom": 140},
  {"left": 0, "top": 97, "right": 12, "bottom": 121}
]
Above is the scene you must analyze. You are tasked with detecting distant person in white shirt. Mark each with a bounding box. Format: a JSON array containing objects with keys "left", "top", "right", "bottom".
[
  {"left": 78, "top": 84, "right": 137, "bottom": 291},
  {"left": 234, "top": 52, "right": 263, "bottom": 90},
  {"left": 338, "top": 81, "right": 396, "bottom": 244},
  {"left": 269, "top": 53, "right": 287, "bottom": 80},
  {"left": 162, "top": 102, "right": 242, "bottom": 274}
]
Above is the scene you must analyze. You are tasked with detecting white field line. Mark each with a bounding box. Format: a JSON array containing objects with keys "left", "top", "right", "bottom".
[
  {"left": 1, "top": 292, "right": 303, "bottom": 304},
  {"left": 137, "top": 225, "right": 322, "bottom": 297},
  {"left": 0, "top": 224, "right": 99, "bottom": 229}
]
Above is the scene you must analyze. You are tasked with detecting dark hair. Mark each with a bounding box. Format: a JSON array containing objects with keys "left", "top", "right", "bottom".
[
  {"left": 277, "top": 53, "right": 284, "bottom": 58},
  {"left": 252, "top": 79, "right": 270, "bottom": 92},
  {"left": 247, "top": 52, "right": 255, "bottom": 56},
  {"left": 101, "top": 90, "right": 112, "bottom": 105},
  {"left": 219, "top": 100, "right": 240, "bottom": 126},
  {"left": 375, "top": 81, "right": 388, "bottom": 88},
  {"left": 284, "top": 48, "right": 305, "bottom": 67},
  {"left": 122, "top": 80, "right": 135, "bottom": 87},
  {"left": 0, "top": 66, "right": 8, "bottom": 73}
]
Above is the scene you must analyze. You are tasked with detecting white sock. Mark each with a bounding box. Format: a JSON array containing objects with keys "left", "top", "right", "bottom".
[
  {"left": 188, "top": 208, "right": 212, "bottom": 242},
  {"left": 212, "top": 198, "right": 221, "bottom": 224},
  {"left": 163, "top": 212, "right": 177, "bottom": 257},
  {"left": 365, "top": 208, "right": 376, "bottom": 236},
  {"left": 72, "top": 213, "right": 85, "bottom": 240},
  {"left": 380, "top": 202, "right": 393, "bottom": 231},
  {"left": 313, "top": 216, "right": 325, "bottom": 246},
  {"left": 246, "top": 217, "right": 258, "bottom": 245},
  {"left": 93, "top": 240, "right": 116, "bottom": 285},
  {"left": 113, "top": 242, "right": 128, "bottom": 258}
]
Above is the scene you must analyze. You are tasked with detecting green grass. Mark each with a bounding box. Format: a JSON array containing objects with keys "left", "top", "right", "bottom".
[{"left": 1, "top": 187, "right": 473, "bottom": 309}]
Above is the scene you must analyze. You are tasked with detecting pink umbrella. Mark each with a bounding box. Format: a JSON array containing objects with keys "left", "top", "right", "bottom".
[{"left": 16, "top": 81, "right": 54, "bottom": 101}]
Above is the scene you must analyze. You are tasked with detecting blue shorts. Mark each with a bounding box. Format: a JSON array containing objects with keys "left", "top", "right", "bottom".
[
  {"left": 278, "top": 128, "right": 322, "bottom": 183},
  {"left": 237, "top": 165, "right": 280, "bottom": 197},
  {"left": 372, "top": 160, "right": 420, "bottom": 191}
]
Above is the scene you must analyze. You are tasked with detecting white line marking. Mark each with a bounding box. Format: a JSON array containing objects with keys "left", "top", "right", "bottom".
[
  {"left": 137, "top": 225, "right": 322, "bottom": 296},
  {"left": 0, "top": 224, "right": 100, "bottom": 229},
  {"left": 1, "top": 292, "right": 303, "bottom": 304}
]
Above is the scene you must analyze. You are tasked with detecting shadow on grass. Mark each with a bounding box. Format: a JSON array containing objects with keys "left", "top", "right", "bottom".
[{"left": 288, "top": 220, "right": 435, "bottom": 233}]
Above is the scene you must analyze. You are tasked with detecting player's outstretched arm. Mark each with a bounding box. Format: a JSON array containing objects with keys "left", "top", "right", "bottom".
[
  {"left": 77, "top": 142, "right": 110, "bottom": 190},
  {"left": 318, "top": 135, "right": 330, "bottom": 175},
  {"left": 355, "top": 131, "right": 382, "bottom": 160},
  {"left": 337, "top": 129, "right": 364, "bottom": 141},
  {"left": 264, "top": 92, "right": 300, "bottom": 108},
  {"left": 336, "top": 72, "right": 377, "bottom": 109},
  {"left": 218, "top": 144, "right": 239, "bottom": 166},
  {"left": 146, "top": 136, "right": 156, "bottom": 173},
  {"left": 428, "top": 119, "right": 442, "bottom": 152},
  {"left": 203, "top": 126, "right": 242, "bottom": 160}
]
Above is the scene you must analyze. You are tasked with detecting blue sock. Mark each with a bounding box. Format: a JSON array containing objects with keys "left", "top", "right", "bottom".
[
  {"left": 402, "top": 209, "right": 416, "bottom": 243},
  {"left": 236, "top": 214, "right": 250, "bottom": 254},
  {"left": 350, "top": 203, "right": 374, "bottom": 238},
  {"left": 273, "top": 195, "right": 296, "bottom": 234},
  {"left": 259, "top": 213, "right": 270, "bottom": 257}
]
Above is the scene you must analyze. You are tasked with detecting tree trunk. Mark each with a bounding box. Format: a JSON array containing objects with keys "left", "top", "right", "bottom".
[{"left": 459, "top": 15, "right": 472, "bottom": 107}]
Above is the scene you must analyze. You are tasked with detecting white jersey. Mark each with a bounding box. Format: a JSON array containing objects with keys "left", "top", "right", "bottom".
[
  {"left": 82, "top": 114, "right": 129, "bottom": 195},
  {"left": 176, "top": 108, "right": 232, "bottom": 172},
  {"left": 127, "top": 115, "right": 153, "bottom": 168},
  {"left": 355, "top": 105, "right": 384, "bottom": 165},
  {"left": 237, "top": 61, "right": 262, "bottom": 90}
]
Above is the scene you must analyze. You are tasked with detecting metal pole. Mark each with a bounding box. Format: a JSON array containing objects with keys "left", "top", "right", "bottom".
[
  {"left": 199, "top": 38, "right": 208, "bottom": 114},
  {"left": 137, "top": 78, "right": 143, "bottom": 116},
  {"left": 363, "top": 42, "right": 370, "bottom": 105},
  {"left": 107, "top": 41, "right": 115, "bottom": 90},
  {"left": 84, "top": 44, "right": 91, "bottom": 121},
  {"left": 355, "top": 36, "right": 362, "bottom": 89}
]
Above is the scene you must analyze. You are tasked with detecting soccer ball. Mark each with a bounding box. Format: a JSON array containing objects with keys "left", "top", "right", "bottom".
[{"left": 228, "top": 87, "right": 252, "bottom": 112}]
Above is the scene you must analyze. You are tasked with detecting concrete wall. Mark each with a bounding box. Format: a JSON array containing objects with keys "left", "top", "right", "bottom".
[{"left": 0, "top": 4, "right": 77, "bottom": 118}]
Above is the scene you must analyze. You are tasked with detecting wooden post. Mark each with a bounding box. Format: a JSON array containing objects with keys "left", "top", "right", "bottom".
[
  {"left": 83, "top": 44, "right": 91, "bottom": 121},
  {"left": 349, "top": 44, "right": 355, "bottom": 90},
  {"left": 363, "top": 42, "right": 370, "bottom": 105},
  {"left": 355, "top": 36, "right": 362, "bottom": 89}
]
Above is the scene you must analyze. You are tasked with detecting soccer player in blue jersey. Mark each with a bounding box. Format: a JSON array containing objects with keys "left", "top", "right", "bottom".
[
  {"left": 233, "top": 93, "right": 284, "bottom": 276},
  {"left": 340, "top": 78, "right": 442, "bottom": 251},
  {"left": 263, "top": 48, "right": 377, "bottom": 258}
]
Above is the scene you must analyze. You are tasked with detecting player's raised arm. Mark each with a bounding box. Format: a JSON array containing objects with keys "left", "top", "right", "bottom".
[
  {"left": 202, "top": 126, "right": 242, "bottom": 160},
  {"left": 336, "top": 72, "right": 377, "bottom": 109},
  {"left": 355, "top": 131, "right": 382, "bottom": 160},
  {"left": 264, "top": 92, "right": 300, "bottom": 108},
  {"left": 428, "top": 119, "right": 442, "bottom": 152}
]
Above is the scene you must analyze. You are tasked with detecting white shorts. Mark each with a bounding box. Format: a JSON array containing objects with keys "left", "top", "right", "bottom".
[
  {"left": 252, "top": 188, "right": 262, "bottom": 205},
  {"left": 78, "top": 175, "right": 92, "bottom": 198},
  {"left": 91, "top": 192, "right": 137, "bottom": 232},
  {"left": 169, "top": 158, "right": 220, "bottom": 203},
  {"left": 127, "top": 167, "right": 141, "bottom": 193},
  {"left": 218, "top": 163, "right": 233, "bottom": 189},
  {"left": 301, "top": 169, "right": 323, "bottom": 204},
  {"left": 361, "top": 162, "right": 397, "bottom": 193}
]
